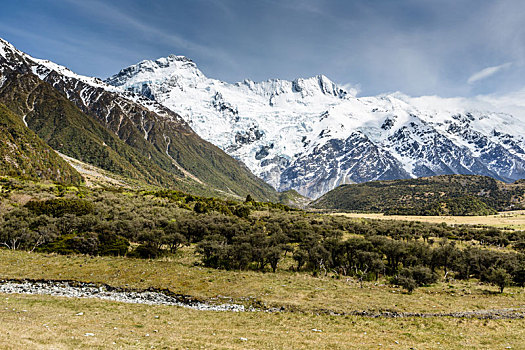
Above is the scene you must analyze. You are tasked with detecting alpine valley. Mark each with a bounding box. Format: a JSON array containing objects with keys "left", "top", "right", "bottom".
[{"left": 106, "top": 55, "right": 525, "bottom": 199}]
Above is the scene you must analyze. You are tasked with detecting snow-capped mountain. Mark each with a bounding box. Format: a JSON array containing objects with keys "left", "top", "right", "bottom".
[
  {"left": 0, "top": 38, "right": 277, "bottom": 200},
  {"left": 106, "top": 55, "right": 525, "bottom": 198}
]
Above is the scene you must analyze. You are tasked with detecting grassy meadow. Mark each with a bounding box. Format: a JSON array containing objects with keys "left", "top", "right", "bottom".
[
  {"left": 1, "top": 293, "right": 524, "bottom": 349},
  {"left": 1, "top": 249, "right": 524, "bottom": 315},
  {"left": 336, "top": 210, "right": 525, "bottom": 230},
  {"left": 1, "top": 178, "right": 525, "bottom": 348},
  {"left": 1, "top": 249, "right": 525, "bottom": 349}
]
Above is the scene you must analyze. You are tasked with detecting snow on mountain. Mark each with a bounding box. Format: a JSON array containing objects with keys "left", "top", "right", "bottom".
[
  {"left": 3, "top": 36, "right": 525, "bottom": 199},
  {"left": 1, "top": 38, "right": 281, "bottom": 200},
  {"left": 0, "top": 38, "right": 181, "bottom": 121},
  {"left": 105, "top": 54, "right": 525, "bottom": 198}
]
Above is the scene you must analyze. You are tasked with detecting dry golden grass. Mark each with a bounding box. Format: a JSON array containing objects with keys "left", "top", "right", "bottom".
[
  {"left": 1, "top": 250, "right": 524, "bottom": 316},
  {"left": 1, "top": 249, "right": 525, "bottom": 349},
  {"left": 1, "top": 293, "right": 524, "bottom": 349},
  {"left": 335, "top": 210, "right": 525, "bottom": 230}
]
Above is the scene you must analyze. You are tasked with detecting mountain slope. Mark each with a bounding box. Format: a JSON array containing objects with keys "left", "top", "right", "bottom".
[
  {"left": 0, "top": 60, "right": 184, "bottom": 189},
  {"left": 0, "top": 38, "right": 277, "bottom": 200},
  {"left": 0, "top": 104, "right": 82, "bottom": 184},
  {"left": 106, "top": 55, "right": 525, "bottom": 198},
  {"left": 311, "top": 175, "right": 525, "bottom": 215}
]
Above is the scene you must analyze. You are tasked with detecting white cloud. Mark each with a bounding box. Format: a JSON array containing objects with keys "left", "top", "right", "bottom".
[
  {"left": 405, "top": 86, "right": 525, "bottom": 120},
  {"left": 341, "top": 82, "right": 361, "bottom": 96},
  {"left": 467, "top": 62, "right": 512, "bottom": 84}
]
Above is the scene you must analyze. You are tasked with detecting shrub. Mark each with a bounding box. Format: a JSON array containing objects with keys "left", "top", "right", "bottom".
[
  {"left": 395, "top": 275, "right": 418, "bottom": 293},
  {"left": 408, "top": 265, "right": 438, "bottom": 286},
  {"left": 128, "top": 243, "right": 162, "bottom": 259},
  {"left": 392, "top": 266, "right": 438, "bottom": 293},
  {"left": 25, "top": 198, "right": 94, "bottom": 217},
  {"left": 98, "top": 232, "right": 130, "bottom": 256},
  {"left": 40, "top": 232, "right": 99, "bottom": 255},
  {"left": 233, "top": 206, "right": 251, "bottom": 219},
  {"left": 482, "top": 267, "right": 512, "bottom": 293},
  {"left": 193, "top": 202, "right": 209, "bottom": 214}
]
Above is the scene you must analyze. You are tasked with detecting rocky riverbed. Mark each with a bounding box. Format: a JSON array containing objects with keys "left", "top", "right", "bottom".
[
  {"left": 1, "top": 278, "right": 524, "bottom": 319},
  {"left": 0, "top": 279, "right": 252, "bottom": 312}
]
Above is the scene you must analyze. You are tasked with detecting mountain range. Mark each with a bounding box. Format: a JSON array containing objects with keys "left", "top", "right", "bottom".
[
  {"left": 1, "top": 37, "right": 525, "bottom": 200},
  {"left": 0, "top": 38, "right": 277, "bottom": 201},
  {"left": 106, "top": 55, "right": 525, "bottom": 198}
]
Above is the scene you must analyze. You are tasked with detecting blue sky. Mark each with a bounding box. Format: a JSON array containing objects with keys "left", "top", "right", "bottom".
[{"left": 1, "top": 0, "right": 524, "bottom": 97}]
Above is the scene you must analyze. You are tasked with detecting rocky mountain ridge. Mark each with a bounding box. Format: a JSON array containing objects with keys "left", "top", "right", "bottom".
[
  {"left": 0, "top": 38, "right": 277, "bottom": 200},
  {"left": 106, "top": 54, "right": 525, "bottom": 198}
]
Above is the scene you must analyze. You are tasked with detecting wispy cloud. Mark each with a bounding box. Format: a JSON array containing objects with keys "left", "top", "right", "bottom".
[
  {"left": 62, "top": 0, "right": 238, "bottom": 67},
  {"left": 467, "top": 62, "right": 512, "bottom": 84},
  {"left": 341, "top": 82, "right": 361, "bottom": 96},
  {"left": 3, "top": 0, "right": 525, "bottom": 95}
]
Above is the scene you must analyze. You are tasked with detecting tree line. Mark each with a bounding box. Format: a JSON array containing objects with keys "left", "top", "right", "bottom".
[{"left": 1, "top": 186, "right": 525, "bottom": 293}]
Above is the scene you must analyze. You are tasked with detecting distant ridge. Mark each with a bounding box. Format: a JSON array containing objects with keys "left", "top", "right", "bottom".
[{"left": 311, "top": 174, "right": 525, "bottom": 215}]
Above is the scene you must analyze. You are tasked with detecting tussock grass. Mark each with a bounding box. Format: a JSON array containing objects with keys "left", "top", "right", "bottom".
[
  {"left": 336, "top": 211, "right": 525, "bottom": 230},
  {"left": 0, "top": 293, "right": 523, "bottom": 349},
  {"left": 1, "top": 249, "right": 524, "bottom": 315}
]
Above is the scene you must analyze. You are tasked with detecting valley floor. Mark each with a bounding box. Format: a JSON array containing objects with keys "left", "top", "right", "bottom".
[
  {"left": 1, "top": 250, "right": 524, "bottom": 349},
  {"left": 335, "top": 210, "right": 525, "bottom": 230},
  {"left": 1, "top": 293, "right": 524, "bottom": 349}
]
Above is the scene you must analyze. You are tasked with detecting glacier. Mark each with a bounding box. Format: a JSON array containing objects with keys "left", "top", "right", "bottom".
[{"left": 105, "top": 54, "right": 525, "bottom": 198}]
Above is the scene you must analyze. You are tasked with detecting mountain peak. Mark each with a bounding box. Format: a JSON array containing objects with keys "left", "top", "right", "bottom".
[
  {"left": 105, "top": 54, "right": 200, "bottom": 87},
  {"left": 0, "top": 37, "right": 20, "bottom": 60},
  {"left": 104, "top": 52, "right": 525, "bottom": 198},
  {"left": 291, "top": 74, "right": 350, "bottom": 98},
  {"left": 163, "top": 54, "right": 193, "bottom": 63},
  {"left": 0, "top": 37, "right": 8, "bottom": 49},
  {"left": 0, "top": 37, "right": 11, "bottom": 49},
  {"left": 137, "top": 54, "right": 194, "bottom": 68}
]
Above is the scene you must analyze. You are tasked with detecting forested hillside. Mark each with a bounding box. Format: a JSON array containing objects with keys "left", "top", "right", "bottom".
[{"left": 311, "top": 175, "right": 525, "bottom": 215}]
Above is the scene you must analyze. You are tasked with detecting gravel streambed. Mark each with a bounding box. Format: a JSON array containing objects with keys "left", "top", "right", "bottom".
[
  {"left": 1, "top": 279, "right": 524, "bottom": 319},
  {"left": 343, "top": 309, "right": 525, "bottom": 320},
  {"left": 0, "top": 279, "right": 254, "bottom": 312}
]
